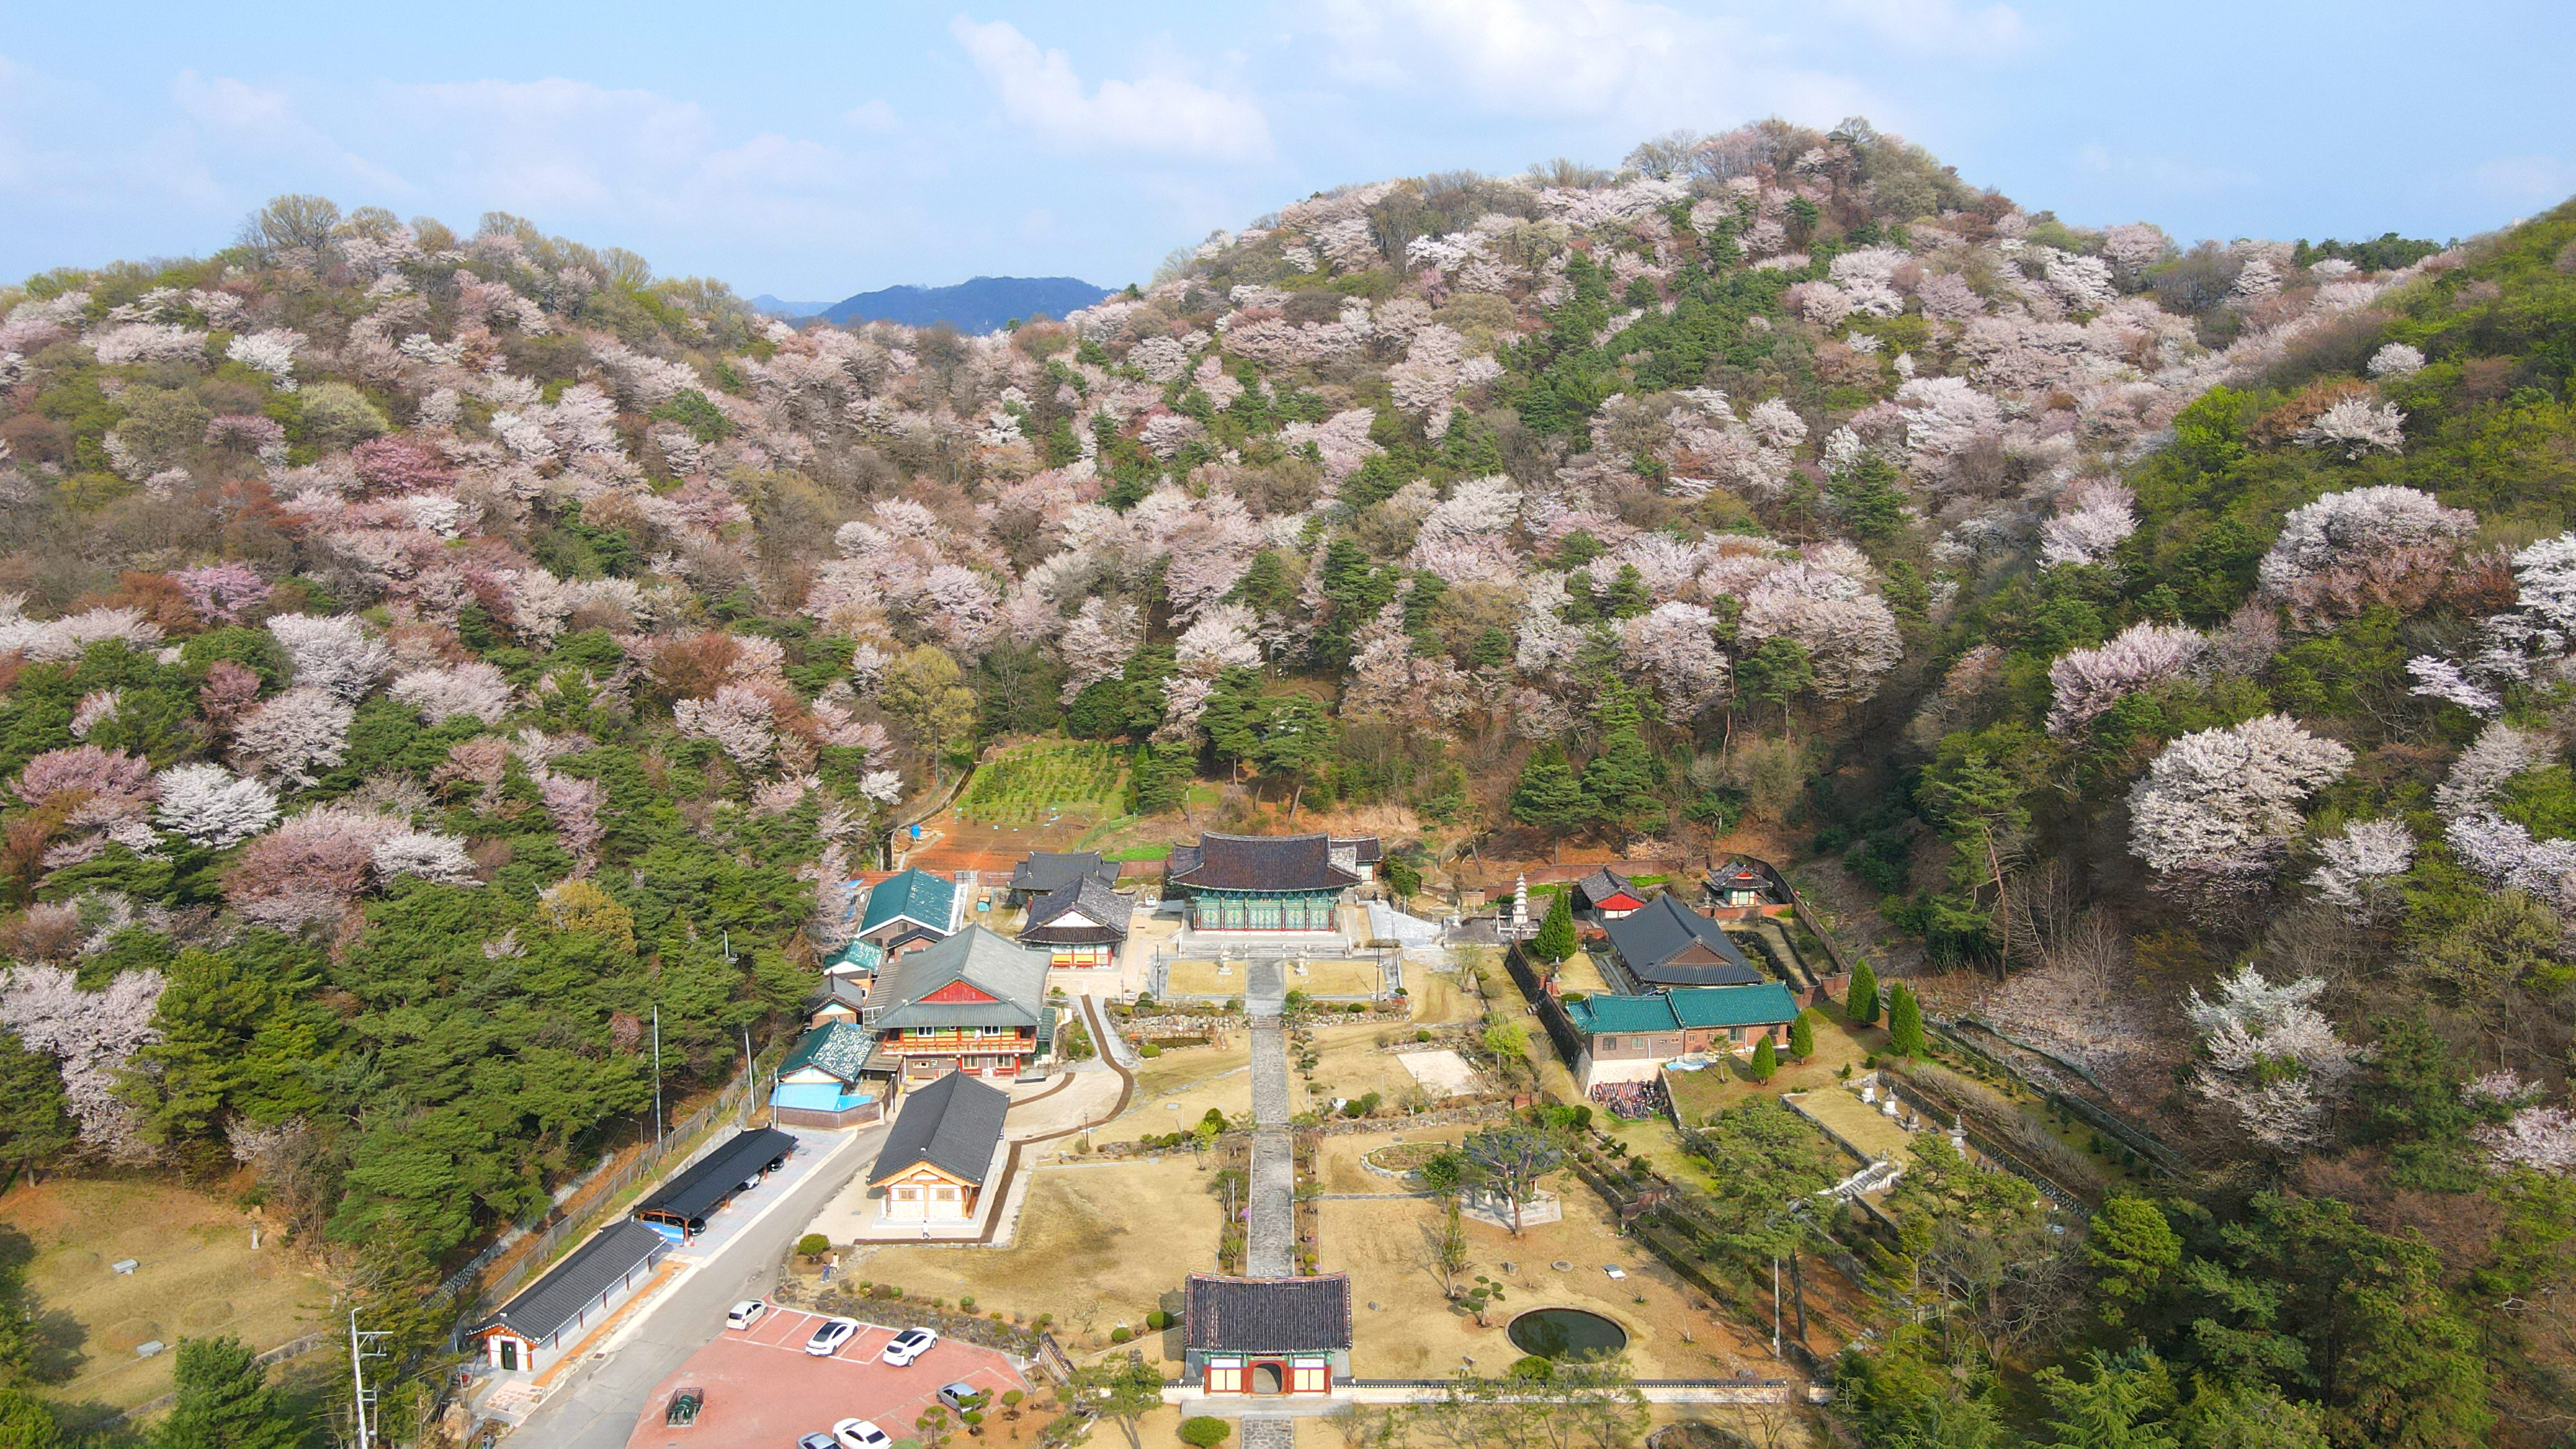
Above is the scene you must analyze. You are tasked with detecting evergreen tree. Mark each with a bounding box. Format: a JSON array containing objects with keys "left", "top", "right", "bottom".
[
  {"left": 1887, "top": 982, "right": 1926, "bottom": 1057},
  {"left": 1748, "top": 1036, "right": 1777, "bottom": 1082},
  {"left": 158, "top": 1336, "right": 300, "bottom": 1449},
  {"left": 0, "top": 1032, "right": 73, "bottom": 1186},
  {"left": 1846, "top": 959, "right": 1880, "bottom": 1027},
  {"left": 1531, "top": 891, "right": 1577, "bottom": 964},
  {"left": 1253, "top": 696, "right": 1337, "bottom": 820},
  {"left": 1788, "top": 1010, "right": 1814, "bottom": 1062},
  {"left": 1198, "top": 669, "right": 1264, "bottom": 782},
  {"left": 1128, "top": 744, "right": 1195, "bottom": 818},
  {"left": 1510, "top": 744, "right": 1589, "bottom": 863},
  {"left": 0, "top": 1390, "right": 60, "bottom": 1449},
  {"left": 1579, "top": 691, "right": 1663, "bottom": 844}
]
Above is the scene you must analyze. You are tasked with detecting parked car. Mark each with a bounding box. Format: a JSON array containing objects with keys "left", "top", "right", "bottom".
[
  {"left": 832, "top": 1419, "right": 891, "bottom": 1449},
  {"left": 725, "top": 1300, "right": 766, "bottom": 1331},
  {"left": 936, "top": 1382, "right": 981, "bottom": 1413},
  {"left": 804, "top": 1317, "right": 862, "bottom": 1358},
  {"left": 879, "top": 1327, "right": 938, "bottom": 1365},
  {"left": 798, "top": 1435, "right": 838, "bottom": 1449}
]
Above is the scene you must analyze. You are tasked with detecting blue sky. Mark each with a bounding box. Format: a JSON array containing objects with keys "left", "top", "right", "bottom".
[{"left": 4, "top": 1, "right": 2570, "bottom": 303}]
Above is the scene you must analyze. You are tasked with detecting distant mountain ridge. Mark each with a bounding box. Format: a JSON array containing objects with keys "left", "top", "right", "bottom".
[{"left": 811, "top": 276, "right": 1112, "bottom": 332}]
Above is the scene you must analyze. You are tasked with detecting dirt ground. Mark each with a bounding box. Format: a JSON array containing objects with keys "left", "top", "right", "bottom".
[
  {"left": 1, "top": 1176, "right": 329, "bottom": 1418},
  {"left": 1164, "top": 958, "right": 1381, "bottom": 998},
  {"left": 837, "top": 1158, "right": 1218, "bottom": 1354},
  {"left": 1785, "top": 1086, "right": 1920, "bottom": 1164},
  {"left": 1116, "top": 1036, "right": 1255, "bottom": 1137},
  {"left": 1320, "top": 1177, "right": 1783, "bottom": 1381}
]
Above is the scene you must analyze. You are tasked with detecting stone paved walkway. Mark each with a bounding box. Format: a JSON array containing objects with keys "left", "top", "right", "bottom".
[
  {"left": 1240, "top": 1417, "right": 1295, "bottom": 1449},
  {"left": 1245, "top": 960, "right": 1296, "bottom": 1277}
]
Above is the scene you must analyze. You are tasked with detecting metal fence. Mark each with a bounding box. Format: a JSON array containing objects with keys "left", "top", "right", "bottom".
[{"left": 438, "top": 1050, "right": 766, "bottom": 1316}]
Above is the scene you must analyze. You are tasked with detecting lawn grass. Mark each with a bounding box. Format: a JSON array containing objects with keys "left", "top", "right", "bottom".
[{"left": 958, "top": 739, "right": 1128, "bottom": 828}]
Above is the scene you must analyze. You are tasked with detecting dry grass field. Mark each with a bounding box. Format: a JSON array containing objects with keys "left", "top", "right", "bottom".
[
  {"left": 838, "top": 1157, "right": 1219, "bottom": 1354},
  {"left": 2, "top": 1177, "right": 329, "bottom": 1419},
  {"left": 1319, "top": 1180, "right": 1780, "bottom": 1380}
]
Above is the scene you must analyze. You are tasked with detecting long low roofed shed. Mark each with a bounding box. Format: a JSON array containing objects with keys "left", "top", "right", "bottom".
[
  {"left": 632, "top": 1127, "right": 795, "bottom": 1239},
  {"left": 473, "top": 1219, "right": 669, "bottom": 1370}
]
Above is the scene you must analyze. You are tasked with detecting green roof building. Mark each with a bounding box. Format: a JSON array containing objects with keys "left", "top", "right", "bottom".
[{"left": 1561, "top": 983, "right": 1801, "bottom": 1090}]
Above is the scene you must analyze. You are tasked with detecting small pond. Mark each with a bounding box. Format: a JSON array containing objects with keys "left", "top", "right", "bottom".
[{"left": 1506, "top": 1307, "right": 1629, "bottom": 1360}]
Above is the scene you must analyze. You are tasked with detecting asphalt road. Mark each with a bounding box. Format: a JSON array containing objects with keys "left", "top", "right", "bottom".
[{"left": 511, "top": 1126, "right": 879, "bottom": 1449}]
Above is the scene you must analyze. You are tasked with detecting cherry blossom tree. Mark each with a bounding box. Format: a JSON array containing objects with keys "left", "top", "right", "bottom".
[
  {"left": 2046, "top": 623, "right": 2205, "bottom": 734},
  {"left": 2039, "top": 480, "right": 2137, "bottom": 569},
  {"left": 538, "top": 771, "right": 606, "bottom": 871},
  {"left": 389, "top": 662, "right": 515, "bottom": 725},
  {"left": 1736, "top": 565, "right": 1902, "bottom": 699},
  {"left": 2476, "top": 1104, "right": 2576, "bottom": 1175},
  {"left": 2294, "top": 397, "right": 2407, "bottom": 459},
  {"left": 2127, "top": 715, "right": 2353, "bottom": 887},
  {"left": 170, "top": 564, "right": 272, "bottom": 625},
  {"left": 2186, "top": 964, "right": 2359, "bottom": 1150},
  {"left": 2367, "top": 343, "right": 2426, "bottom": 379},
  {"left": 1619, "top": 601, "right": 1730, "bottom": 719},
  {"left": 0, "top": 964, "right": 166, "bottom": 1159},
  {"left": 153, "top": 764, "right": 281, "bottom": 848},
  {"left": 372, "top": 830, "right": 478, "bottom": 884},
  {"left": 2256, "top": 486, "right": 2474, "bottom": 627},
  {"left": 12, "top": 745, "right": 155, "bottom": 807},
  {"left": 673, "top": 683, "right": 778, "bottom": 770},
  {"left": 2306, "top": 819, "right": 2415, "bottom": 922},
  {"left": 2436, "top": 721, "right": 2544, "bottom": 819},
  {"left": 266, "top": 613, "right": 392, "bottom": 701},
  {"left": 223, "top": 328, "right": 303, "bottom": 390},
  {"left": 225, "top": 805, "right": 403, "bottom": 927},
  {"left": 2443, "top": 813, "right": 2576, "bottom": 911},
  {"left": 1175, "top": 603, "right": 1262, "bottom": 677},
  {"left": 230, "top": 687, "right": 355, "bottom": 787},
  {"left": 1058, "top": 597, "right": 1141, "bottom": 701}
]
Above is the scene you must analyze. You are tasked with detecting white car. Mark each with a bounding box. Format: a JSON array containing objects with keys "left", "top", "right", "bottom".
[
  {"left": 724, "top": 1300, "right": 766, "bottom": 1331},
  {"left": 879, "top": 1327, "right": 938, "bottom": 1365},
  {"left": 833, "top": 1419, "right": 892, "bottom": 1449},
  {"left": 804, "top": 1317, "right": 862, "bottom": 1358}
]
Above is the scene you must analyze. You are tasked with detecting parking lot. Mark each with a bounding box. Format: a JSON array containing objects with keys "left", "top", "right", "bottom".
[{"left": 622, "top": 1306, "right": 1029, "bottom": 1449}]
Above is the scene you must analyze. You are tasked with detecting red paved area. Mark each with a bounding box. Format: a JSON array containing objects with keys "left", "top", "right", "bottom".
[{"left": 625, "top": 1306, "right": 1028, "bottom": 1449}]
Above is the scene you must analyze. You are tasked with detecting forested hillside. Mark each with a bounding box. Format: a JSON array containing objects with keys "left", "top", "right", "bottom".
[{"left": 0, "top": 117, "right": 2570, "bottom": 1446}]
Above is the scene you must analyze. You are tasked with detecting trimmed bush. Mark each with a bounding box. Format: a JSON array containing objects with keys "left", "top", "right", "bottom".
[
  {"left": 1180, "top": 1417, "right": 1233, "bottom": 1446},
  {"left": 1146, "top": 1309, "right": 1173, "bottom": 1331},
  {"left": 795, "top": 1233, "right": 830, "bottom": 1258}
]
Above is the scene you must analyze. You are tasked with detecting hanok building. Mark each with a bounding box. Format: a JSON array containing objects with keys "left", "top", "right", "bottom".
[
  {"left": 1562, "top": 982, "right": 1803, "bottom": 1090},
  {"left": 867, "top": 1070, "right": 1010, "bottom": 1222},
  {"left": 853, "top": 868, "right": 961, "bottom": 957},
  {"left": 802, "top": 976, "right": 869, "bottom": 1028},
  {"left": 1705, "top": 857, "right": 1794, "bottom": 916},
  {"left": 770, "top": 1021, "right": 881, "bottom": 1128},
  {"left": 1005, "top": 849, "right": 1122, "bottom": 907},
  {"left": 821, "top": 937, "right": 884, "bottom": 982},
  {"left": 1184, "top": 1272, "right": 1353, "bottom": 1397},
  {"left": 1597, "top": 893, "right": 1766, "bottom": 992},
  {"left": 1166, "top": 833, "right": 1379, "bottom": 933},
  {"left": 632, "top": 1127, "right": 795, "bottom": 1242},
  {"left": 1016, "top": 875, "right": 1134, "bottom": 970},
  {"left": 864, "top": 925, "right": 1053, "bottom": 1082},
  {"left": 471, "top": 1220, "right": 669, "bottom": 1374},
  {"left": 1569, "top": 866, "right": 1651, "bottom": 921}
]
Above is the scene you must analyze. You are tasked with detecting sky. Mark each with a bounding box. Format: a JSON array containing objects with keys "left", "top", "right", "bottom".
[{"left": 3, "top": 1, "right": 2571, "bottom": 304}]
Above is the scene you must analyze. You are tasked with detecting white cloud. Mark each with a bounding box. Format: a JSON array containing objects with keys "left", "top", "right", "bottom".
[
  {"left": 1316, "top": 0, "right": 1870, "bottom": 129},
  {"left": 2473, "top": 154, "right": 2576, "bottom": 205},
  {"left": 171, "top": 70, "right": 296, "bottom": 130},
  {"left": 1826, "top": 0, "right": 2024, "bottom": 55},
  {"left": 949, "top": 17, "right": 1271, "bottom": 162},
  {"left": 844, "top": 99, "right": 899, "bottom": 133}
]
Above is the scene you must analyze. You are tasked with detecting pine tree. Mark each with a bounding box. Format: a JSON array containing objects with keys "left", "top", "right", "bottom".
[
  {"left": 1531, "top": 891, "right": 1577, "bottom": 964},
  {"left": 1580, "top": 691, "right": 1663, "bottom": 844},
  {"left": 1887, "top": 983, "right": 1926, "bottom": 1058},
  {"left": 158, "top": 1336, "right": 301, "bottom": 1449},
  {"left": 1788, "top": 1009, "right": 1815, "bottom": 1062},
  {"left": 1749, "top": 1036, "right": 1778, "bottom": 1082},
  {"left": 1510, "top": 744, "right": 1589, "bottom": 864},
  {"left": 0, "top": 1390, "right": 61, "bottom": 1449},
  {"left": 1846, "top": 959, "right": 1880, "bottom": 1027}
]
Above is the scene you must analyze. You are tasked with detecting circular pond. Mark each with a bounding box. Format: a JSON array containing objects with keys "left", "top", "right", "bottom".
[{"left": 1506, "top": 1307, "right": 1629, "bottom": 1360}]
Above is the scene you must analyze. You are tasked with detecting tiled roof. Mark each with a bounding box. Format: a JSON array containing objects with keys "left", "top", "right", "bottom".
[
  {"left": 870, "top": 1071, "right": 1010, "bottom": 1187},
  {"left": 482, "top": 1220, "right": 668, "bottom": 1343},
  {"left": 1009, "top": 851, "right": 1119, "bottom": 893},
  {"left": 823, "top": 938, "right": 884, "bottom": 976},
  {"left": 634, "top": 1128, "right": 795, "bottom": 1227},
  {"left": 1574, "top": 866, "right": 1642, "bottom": 905},
  {"left": 858, "top": 869, "right": 958, "bottom": 937},
  {"left": 1565, "top": 982, "right": 1801, "bottom": 1034},
  {"left": 869, "top": 926, "right": 1050, "bottom": 1030},
  {"left": 1185, "top": 1272, "right": 1353, "bottom": 1352},
  {"left": 781, "top": 1021, "right": 873, "bottom": 1082},
  {"left": 1602, "top": 895, "right": 1761, "bottom": 986},
  {"left": 1168, "top": 834, "right": 1364, "bottom": 893},
  {"left": 1020, "top": 876, "right": 1133, "bottom": 942}
]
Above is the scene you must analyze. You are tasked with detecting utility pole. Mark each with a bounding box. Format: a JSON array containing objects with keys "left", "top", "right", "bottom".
[
  {"left": 348, "top": 1311, "right": 388, "bottom": 1449},
  {"left": 1771, "top": 1257, "right": 1781, "bottom": 1357},
  {"left": 652, "top": 1004, "right": 665, "bottom": 1143}
]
